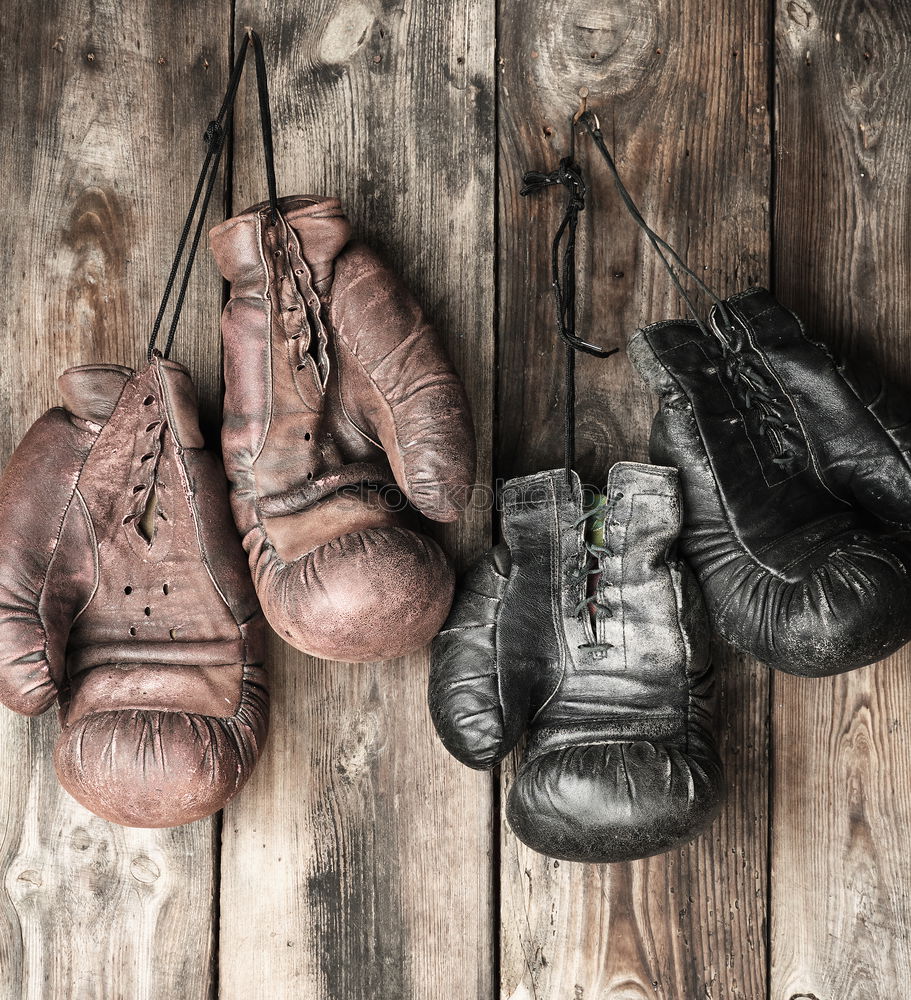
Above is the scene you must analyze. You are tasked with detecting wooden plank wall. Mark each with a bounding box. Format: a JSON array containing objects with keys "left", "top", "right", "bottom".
[{"left": 0, "top": 1, "right": 909, "bottom": 998}]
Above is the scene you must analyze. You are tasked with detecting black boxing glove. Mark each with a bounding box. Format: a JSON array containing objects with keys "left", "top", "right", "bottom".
[
  {"left": 429, "top": 466, "right": 724, "bottom": 863},
  {"left": 628, "top": 288, "right": 911, "bottom": 677}
]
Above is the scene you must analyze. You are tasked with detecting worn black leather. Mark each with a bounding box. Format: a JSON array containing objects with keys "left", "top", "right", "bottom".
[
  {"left": 429, "top": 465, "right": 724, "bottom": 863},
  {"left": 629, "top": 287, "right": 911, "bottom": 677}
]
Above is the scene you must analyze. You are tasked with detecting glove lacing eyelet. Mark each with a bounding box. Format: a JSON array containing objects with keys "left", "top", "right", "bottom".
[
  {"left": 720, "top": 344, "right": 795, "bottom": 465},
  {"left": 568, "top": 491, "right": 624, "bottom": 650},
  {"left": 121, "top": 413, "right": 169, "bottom": 541}
]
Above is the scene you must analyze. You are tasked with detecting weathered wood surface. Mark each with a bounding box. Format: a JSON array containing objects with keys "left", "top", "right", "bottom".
[
  {"left": 0, "top": 2, "right": 228, "bottom": 998},
  {"left": 1, "top": 1, "right": 911, "bottom": 998},
  {"left": 219, "top": 2, "right": 496, "bottom": 998},
  {"left": 771, "top": 2, "right": 911, "bottom": 997},
  {"left": 496, "top": 1, "right": 770, "bottom": 997}
]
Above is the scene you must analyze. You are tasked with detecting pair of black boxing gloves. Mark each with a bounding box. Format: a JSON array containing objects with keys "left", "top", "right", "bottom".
[
  {"left": 432, "top": 285, "right": 911, "bottom": 862},
  {"left": 432, "top": 112, "right": 911, "bottom": 864}
]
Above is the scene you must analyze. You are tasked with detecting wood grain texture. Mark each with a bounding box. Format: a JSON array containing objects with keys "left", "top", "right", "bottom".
[
  {"left": 496, "top": 1, "right": 771, "bottom": 996},
  {"left": 219, "top": 2, "right": 495, "bottom": 998},
  {"left": 0, "top": 2, "right": 230, "bottom": 998},
  {"left": 772, "top": 1, "right": 911, "bottom": 996},
  {"left": 2, "top": 2, "right": 910, "bottom": 995}
]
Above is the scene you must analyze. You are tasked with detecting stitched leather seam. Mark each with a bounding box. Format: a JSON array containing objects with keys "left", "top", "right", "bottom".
[
  {"left": 662, "top": 487, "right": 693, "bottom": 752},
  {"left": 530, "top": 473, "right": 571, "bottom": 722},
  {"left": 727, "top": 286, "right": 769, "bottom": 305},
  {"left": 776, "top": 536, "right": 851, "bottom": 575},
  {"left": 177, "top": 445, "right": 236, "bottom": 616},
  {"left": 157, "top": 364, "right": 197, "bottom": 453},
  {"left": 611, "top": 480, "right": 634, "bottom": 673},
  {"left": 492, "top": 549, "right": 510, "bottom": 749},
  {"left": 328, "top": 262, "right": 410, "bottom": 475},
  {"left": 539, "top": 714, "right": 683, "bottom": 731},
  {"left": 636, "top": 317, "right": 701, "bottom": 338},
  {"left": 38, "top": 488, "right": 86, "bottom": 691},
  {"left": 242, "top": 220, "right": 277, "bottom": 540},
  {"left": 439, "top": 621, "right": 497, "bottom": 634},
  {"left": 613, "top": 461, "right": 677, "bottom": 478},
  {"left": 69, "top": 488, "right": 99, "bottom": 624},
  {"left": 532, "top": 730, "right": 684, "bottom": 756},
  {"left": 36, "top": 414, "right": 108, "bottom": 684},
  {"left": 331, "top": 336, "right": 384, "bottom": 451},
  {"left": 250, "top": 217, "right": 274, "bottom": 467}
]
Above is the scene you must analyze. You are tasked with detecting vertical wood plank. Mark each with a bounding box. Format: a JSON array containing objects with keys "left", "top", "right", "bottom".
[
  {"left": 0, "top": 2, "right": 230, "bottom": 998},
  {"left": 219, "top": 2, "right": 495, "bottom": 997},
  {"left": 496, "top": 2, "right": 771, "bottom": 996},
  {"left": 772, "top": 2, "right": 911, "bottom": 996}
]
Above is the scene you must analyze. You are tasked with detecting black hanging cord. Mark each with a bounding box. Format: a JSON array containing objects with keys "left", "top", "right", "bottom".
[
  {"left": 249, "top": 29, "right": 279, "bottom": 224},
  {"left": 147, "top": 28, "right": 279, "bottom": 361},
  {"left": 577, "top": 110, "right": 735, "bottom": 336},
  {"left": 522, "top": 125, "right": 619, "bottom": 482}
]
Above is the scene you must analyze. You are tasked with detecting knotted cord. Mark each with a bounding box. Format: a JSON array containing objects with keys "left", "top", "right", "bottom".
[{"left": 521, "top": 124, "right": 618, "bottom": 483}]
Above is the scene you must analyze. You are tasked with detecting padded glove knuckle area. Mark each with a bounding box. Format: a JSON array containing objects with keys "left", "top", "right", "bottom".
[
  {"left": 702, "top": 527, "right": 911, "bottom": 675},
  {"left": 260, "top": 524, "right": 454, "bottom": 662},
  {"left": 0, "top": 360, "right": 269, "bottom": 827},
  {"left": 507, "top": 735, "right": 723, "bottom": 863},
  {"left": 53, "top": 693, "right": 265, "bottom": 828},
  {"left": 629, "top": 292, "right": 911, "bottom": 676},
  {"left": 430, "top": 468, "right": 724, "bottom": 862},
  {"left": 211, "top": 196, "right": 474, "bottom": 662}
]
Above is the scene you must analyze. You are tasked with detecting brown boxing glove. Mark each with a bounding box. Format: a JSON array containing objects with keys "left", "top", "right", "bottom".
[
  {"left": 0, "top": 358, "right": 268, "bottom": 827},
  {"left": 209, "top": 196, "right": 476, "bottom": 662}
]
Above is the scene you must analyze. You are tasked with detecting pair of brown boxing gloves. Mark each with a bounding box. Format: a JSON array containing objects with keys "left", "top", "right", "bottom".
[{"left": 0, "top": 196, "right": 476, "bottom": 827}]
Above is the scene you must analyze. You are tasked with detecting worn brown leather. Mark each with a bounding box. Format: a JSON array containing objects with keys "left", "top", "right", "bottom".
[
  {"left": 209, "top": 195, "right": 476, "bottom": 662},
  {"left": 0, "top": 358, "right": 268, "bottom": 827}
]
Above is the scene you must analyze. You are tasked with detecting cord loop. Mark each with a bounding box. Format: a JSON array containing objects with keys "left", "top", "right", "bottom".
[{"left": 147, "top": 28, "right": 279, "bottom": 361}]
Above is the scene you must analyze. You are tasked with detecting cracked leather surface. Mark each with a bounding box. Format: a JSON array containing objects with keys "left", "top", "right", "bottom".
[
  {"left": 429, "top": 466, "right": 723, "bottom": 862},
  {"left": 0, "top": 357, "right": 268, "bottom": 827},
  {"left": 628, "top": 286, "right": 911, "bottom": 676},
  {"left": 209, "top": 195, "right": 476, "bottom": 662}
]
